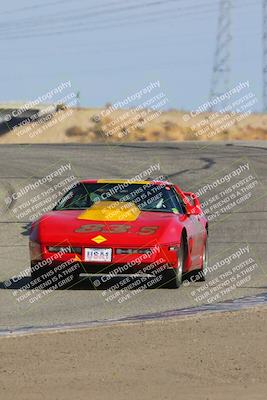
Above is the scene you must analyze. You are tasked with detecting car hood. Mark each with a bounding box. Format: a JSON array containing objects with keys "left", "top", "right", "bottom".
[{"left": 36, "top": 201, "right": 185, "bottom": 246}]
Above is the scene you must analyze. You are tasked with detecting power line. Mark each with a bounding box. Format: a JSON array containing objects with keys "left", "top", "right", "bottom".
[
  {"left": 0, "top": 0, "right": 127, "bottom": 17},
  {"left": 0, "top": 0, "right": 259, "bottom": 40},
  {"left": 1, "top": 22, "right": 260, "bottom": 62},
  {"left": 0, "top": 0, "right": 258, "bottom": 33},
  {"left": 0, "top": 0, "right": 75, "bottom": 16},
  {"left": 0, "top": 0, "right": 181, "bottom": 28}
]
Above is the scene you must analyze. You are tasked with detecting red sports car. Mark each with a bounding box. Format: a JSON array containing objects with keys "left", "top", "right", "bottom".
[{"left": 29, "top": 179, "right": 208, "bottom": 288}]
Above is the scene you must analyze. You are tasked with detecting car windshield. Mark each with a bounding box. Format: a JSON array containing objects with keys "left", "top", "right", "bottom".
[{"left": 54, "top": 183, "right": 180, "bottom": 213}]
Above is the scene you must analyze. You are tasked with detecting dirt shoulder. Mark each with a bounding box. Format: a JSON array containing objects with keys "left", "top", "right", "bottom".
[{"left": 1, "top": 308, "right": 267, "bottom": 400}]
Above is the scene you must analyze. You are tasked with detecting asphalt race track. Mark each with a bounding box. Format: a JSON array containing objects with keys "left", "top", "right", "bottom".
[{"left": 0, "top": 141, "right": 266, "bottom": 331}]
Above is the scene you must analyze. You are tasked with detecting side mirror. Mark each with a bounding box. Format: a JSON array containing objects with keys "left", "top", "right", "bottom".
[{"left": 183, "top": 192, "right": 202, "bottom": 215}]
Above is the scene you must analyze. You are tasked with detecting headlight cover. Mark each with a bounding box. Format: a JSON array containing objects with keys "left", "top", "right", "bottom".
[
  {"left": 47, "top": 246, "right": 82, "bottom": 254},
  {"left": 115, "top": 248, "right": 152, "bottom": 255}
]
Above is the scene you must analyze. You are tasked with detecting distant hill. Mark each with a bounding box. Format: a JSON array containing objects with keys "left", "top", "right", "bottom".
[{"left": 0, "top": 107, "right": 266, "bottom": 143}]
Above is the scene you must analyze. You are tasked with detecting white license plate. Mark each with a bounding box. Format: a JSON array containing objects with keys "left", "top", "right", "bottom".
[{"left": 84, "top": 248, "right": 112, "bottom": 263}]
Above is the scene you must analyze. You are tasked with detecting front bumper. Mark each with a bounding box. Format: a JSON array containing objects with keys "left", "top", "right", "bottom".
[{"left": 31, "top": 243, "right": 180, "bottom": 275}]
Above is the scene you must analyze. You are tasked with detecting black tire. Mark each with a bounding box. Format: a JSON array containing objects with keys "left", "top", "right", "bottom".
[{"left": 162, "top": 236, "right": 185, "bottom": 288}]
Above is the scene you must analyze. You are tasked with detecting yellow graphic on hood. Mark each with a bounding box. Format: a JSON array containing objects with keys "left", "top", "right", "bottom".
[{"left": 78, "top": 201, "right": 141, "bottom": 222}]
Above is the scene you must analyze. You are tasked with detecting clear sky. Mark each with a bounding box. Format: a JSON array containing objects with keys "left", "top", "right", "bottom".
[{"left": 0, "top": 0, "right": 263, "bottom": 111}]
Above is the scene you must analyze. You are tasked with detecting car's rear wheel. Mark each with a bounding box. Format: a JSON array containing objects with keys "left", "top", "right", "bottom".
[{"left": 163, "top": 237, "right": 185, "bottom": 289}]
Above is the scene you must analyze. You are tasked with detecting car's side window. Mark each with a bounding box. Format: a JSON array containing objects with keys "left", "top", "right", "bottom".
[{"left": 171, "top": 189, "right": 187, "bottom": 214}]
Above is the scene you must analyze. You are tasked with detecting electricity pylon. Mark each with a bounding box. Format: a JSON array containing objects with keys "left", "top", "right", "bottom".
[
  {"left": 209, "top": 0, "right": 232, "bottom": 110},
  {"left": 263, "top": 0, "right": 267, "bottom": 111}
]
